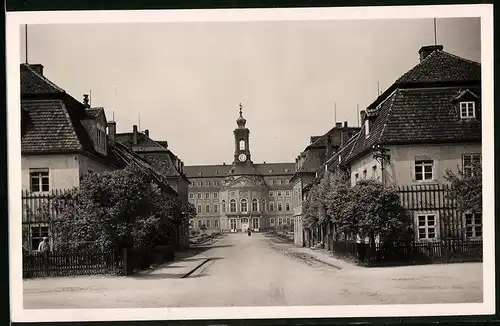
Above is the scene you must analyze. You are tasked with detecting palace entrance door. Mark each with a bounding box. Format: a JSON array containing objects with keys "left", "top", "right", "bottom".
[{"left": 241, "top": 218, "right": 250, "bottom": 232}]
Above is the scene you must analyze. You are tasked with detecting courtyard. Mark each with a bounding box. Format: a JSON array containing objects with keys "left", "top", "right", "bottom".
[{"left": 23, "top": 233, "right": 483, "bottom": 309}]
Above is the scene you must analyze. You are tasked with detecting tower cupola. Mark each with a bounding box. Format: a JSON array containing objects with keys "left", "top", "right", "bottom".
[{"left": 236, "top": 103, "right": 247, "bottom": 128}]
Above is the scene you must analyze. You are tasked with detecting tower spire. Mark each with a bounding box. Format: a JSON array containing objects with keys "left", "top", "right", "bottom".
[{"left": 236, "top": 102, "right": 246, "bottom": 128}]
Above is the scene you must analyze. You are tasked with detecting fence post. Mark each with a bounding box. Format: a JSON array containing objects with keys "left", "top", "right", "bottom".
[
  {"left": 122, "top": 248, "right": 128, "bottom": 276},
  {"left": 43, "top": 251, "right": 49, "bottom": 277}
]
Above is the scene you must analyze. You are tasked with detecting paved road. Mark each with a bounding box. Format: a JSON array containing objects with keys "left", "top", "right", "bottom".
[{"left": 23, "top": 233, "right": 483, "bottom": 308}]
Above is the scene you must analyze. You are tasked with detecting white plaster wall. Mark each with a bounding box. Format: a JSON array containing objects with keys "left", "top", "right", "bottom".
[
  {"left": 350, "top": 143, "right": 481, "bottom": 187},
  {"left": 22, "top": 154, "right": 80, "bottom": 191}
]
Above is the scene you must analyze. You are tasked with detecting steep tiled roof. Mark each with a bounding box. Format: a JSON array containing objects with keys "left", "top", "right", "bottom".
[
  {"left": 85, "top": 107, "right": 104, "bottom": 118},
  {"left": 21, "top": 99, "right": 87, "bottom": 153},
  {"left": 142, "top": 154, "right": 181, "bottom": 178},
  {"left": 20, "top": 64, "right": 65, "bottom": 95},
  {"left": 156, "top": 140, "right": 169, "bottom": 149},
  {"left": 116, "top": 133, "right": 185, "bottom": 178},
  {"left": 115, "top": 132, "right": 167, "bottom": 152},
  {"left": 296, "top": 149, "right": 325, "bottom": 174},
  {"left": 347, "top": 87, "right": 482, "bottom": 162},
  {"left": 184, "top": 162, "right": 295, "bottom": 178},
  {"left": 110, "top": 141, "right": 177, "bottom": 197},
  {"left": 322, "top": 132, "right": 360, "bottom": 173},
  {"left": 395, "top": 50, "right": 481, "bottom": 85}
]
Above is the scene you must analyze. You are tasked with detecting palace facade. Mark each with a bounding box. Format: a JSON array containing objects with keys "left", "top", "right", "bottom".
[{"left": 185, "top": 106, "right": 294, "bottom": 232}]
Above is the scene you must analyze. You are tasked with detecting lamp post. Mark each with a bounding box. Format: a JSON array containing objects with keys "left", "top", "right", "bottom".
[{"left": 372, "top": 144, "right": 391, "bottom": 187}]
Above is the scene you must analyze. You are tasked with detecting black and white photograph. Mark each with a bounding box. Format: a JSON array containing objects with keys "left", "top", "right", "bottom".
[{"left": 7, "top": 4, "right": 494, "bottom": 323}]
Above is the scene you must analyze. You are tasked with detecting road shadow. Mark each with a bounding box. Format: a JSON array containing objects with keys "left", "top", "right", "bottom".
[{"left": 131, "top": 272, "right": 186, "bottom": 280}]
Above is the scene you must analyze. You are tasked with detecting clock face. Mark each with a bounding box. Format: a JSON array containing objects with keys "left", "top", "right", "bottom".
[{"left": 238, "top": 154, "right": 247, "bottom": 162}]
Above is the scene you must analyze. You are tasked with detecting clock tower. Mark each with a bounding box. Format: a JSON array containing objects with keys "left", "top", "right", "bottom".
[{"left": 233, "top": 103, "right": 251, "bottom": 164}]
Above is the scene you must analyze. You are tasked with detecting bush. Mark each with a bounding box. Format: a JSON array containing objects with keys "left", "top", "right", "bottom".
[{"left": 51, "top": 166, "right": 189, "bottom": 250}]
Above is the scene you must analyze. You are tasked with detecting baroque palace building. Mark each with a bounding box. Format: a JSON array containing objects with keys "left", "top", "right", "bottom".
[{"left": 184, "top": 105, "right": 294, "bottom": 232}]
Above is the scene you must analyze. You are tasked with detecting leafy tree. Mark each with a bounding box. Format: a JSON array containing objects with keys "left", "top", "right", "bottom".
[
  {"left": 324, "top": 171, "right": 351, "bottom": 240},
  {"left": 339, "top": 179, "right": 412, "bottom": 246},
  {"left": 52, "top": 165, "right": 178, "bottom": 250},
  {"left": 444, "top": 161, "right": 482, "bottom": 213}
]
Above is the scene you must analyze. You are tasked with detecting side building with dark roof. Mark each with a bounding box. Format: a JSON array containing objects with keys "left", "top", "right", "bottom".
[
  {"left": 20, "top": 63, "right": 181, "bottom": 251},
  {"left": 21, "top": 64, "right": 122, "bottom": 192},
  {"left": 312, "top": 45, "right": 482, "bottom": 244},
  {"left": 290, "top": 122, "right": 360, "bottom": 247},
  {"left": 184, "top": 106, "right": 295, "bottom": 233}
]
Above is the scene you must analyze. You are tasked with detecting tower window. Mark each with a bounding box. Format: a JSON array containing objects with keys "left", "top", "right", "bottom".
[{"left": 239, "top": 139, "right": 246, "bottom": 151}]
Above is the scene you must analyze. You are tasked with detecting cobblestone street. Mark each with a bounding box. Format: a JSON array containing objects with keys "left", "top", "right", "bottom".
[{"left": 23, "top": 233, "right": 483, "bottom": 309}]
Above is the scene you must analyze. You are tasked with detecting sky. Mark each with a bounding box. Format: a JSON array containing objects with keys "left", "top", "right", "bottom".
[{"left": 20, "top": 18, "right": 481, "bottom": 166}]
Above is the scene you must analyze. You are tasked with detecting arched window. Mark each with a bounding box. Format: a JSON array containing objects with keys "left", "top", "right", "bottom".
[
  {"left": 252, "top": 198, "right": 259, "bottom": 212},
  {"left": 230, "top": 199, "right": 236, "bottom": 212},
  {"left": 239, "top": 139, "right": 246, "bottom": 150},
  {"left": 222, "top": 200, "right": 226, "bottom": 213},
  {"left": 240, "top": 198, "right": 248, "bottom": 213}
]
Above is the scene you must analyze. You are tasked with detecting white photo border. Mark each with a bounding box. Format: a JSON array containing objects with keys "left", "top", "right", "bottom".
[{"left": 7, "top": 4, "right": 495, "bottom": 323}]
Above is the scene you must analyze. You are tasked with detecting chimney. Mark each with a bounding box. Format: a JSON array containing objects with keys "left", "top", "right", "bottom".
[
  {"left": 132, "top": 125, "right": 138, "bottom": 145},
  {"left": 108, "top": 121, "right": 116, "bottom": 143},
  {"left": 223, "top": 162, "right": 226, "bottom": 166},
  {"left": 335, "top": 122, "right": 342, "bottom": 128},
  {"left": 360, "top": 110, "right": 367, "bottom": 123},
  {"left": 181, "top": 161, "right": 184, "bottom": 173},
  {"left": 83, "top": 94, "right": 90, "bottom": 108},
  {"left": 418, "top": 45, "right": 443, "bottom": 62},
  {"left": 144, "top": 129, "right": 149, "bottom": 137},
  {"left": 29, "top": 64, "right": 44, "bottom": 75},
  {"left": 344, "top": 121, "right": 348, "bottom": 128}
]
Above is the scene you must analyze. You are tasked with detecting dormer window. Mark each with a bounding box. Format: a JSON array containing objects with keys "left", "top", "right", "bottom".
[
  {"left": 460, "top": 101, "right": 476, "bottom": 119},
  {"left": 364, "top": 119, "right": 370, "bottom": 137}
]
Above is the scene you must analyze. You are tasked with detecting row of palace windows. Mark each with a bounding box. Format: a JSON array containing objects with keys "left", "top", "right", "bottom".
[
  {"left": 190, "top": 180, "right": 220, "bottom": 187},
  {"left": 192, "top": 217, "right": 294, "bottom": 229},
  {"left": 196, "top": 199, "right": 291, "bottom": 214},
  {"left": 189, "top": 190, "right": 292, "bottom": 200},
  {"left": 190, "top": 179, "right": 291, "bottom": 187},
  {"left": 353, "top": 154, "right": 481, "bottom": 183}
]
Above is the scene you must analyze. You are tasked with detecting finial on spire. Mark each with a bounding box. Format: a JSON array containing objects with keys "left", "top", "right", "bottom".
[{"left": 236, "top": 103, "right": 246, "bottom": 128}]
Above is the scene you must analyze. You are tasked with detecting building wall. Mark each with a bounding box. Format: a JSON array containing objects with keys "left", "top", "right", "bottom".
[
  {"left": 77, "top": 154, "right": 115, "bottom": 177},
  {"left": 187, "top": 174, "right": 294, "bottom": 232},
  {"left": 22, "top": 154, "right": 81, "bottom": 191},
  {"left": 349, "top": 143, "right": 482, "bottom": 187}
]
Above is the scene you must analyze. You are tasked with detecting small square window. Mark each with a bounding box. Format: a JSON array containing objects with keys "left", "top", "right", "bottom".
[
  {"left": 417, "top": 214, "right": 438, "bottom": 240},
  {"left": 30, "top": 169, "right": 49, "bottom": 193},
  {"left": 460, "top": 101, "right": 476, "bottom": 119},
  {"left": 465, "top": 212, "right": 482, "bottom": 238},
  {"left": 415, "top": 160, "right": 433, "bottom": 181}
]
